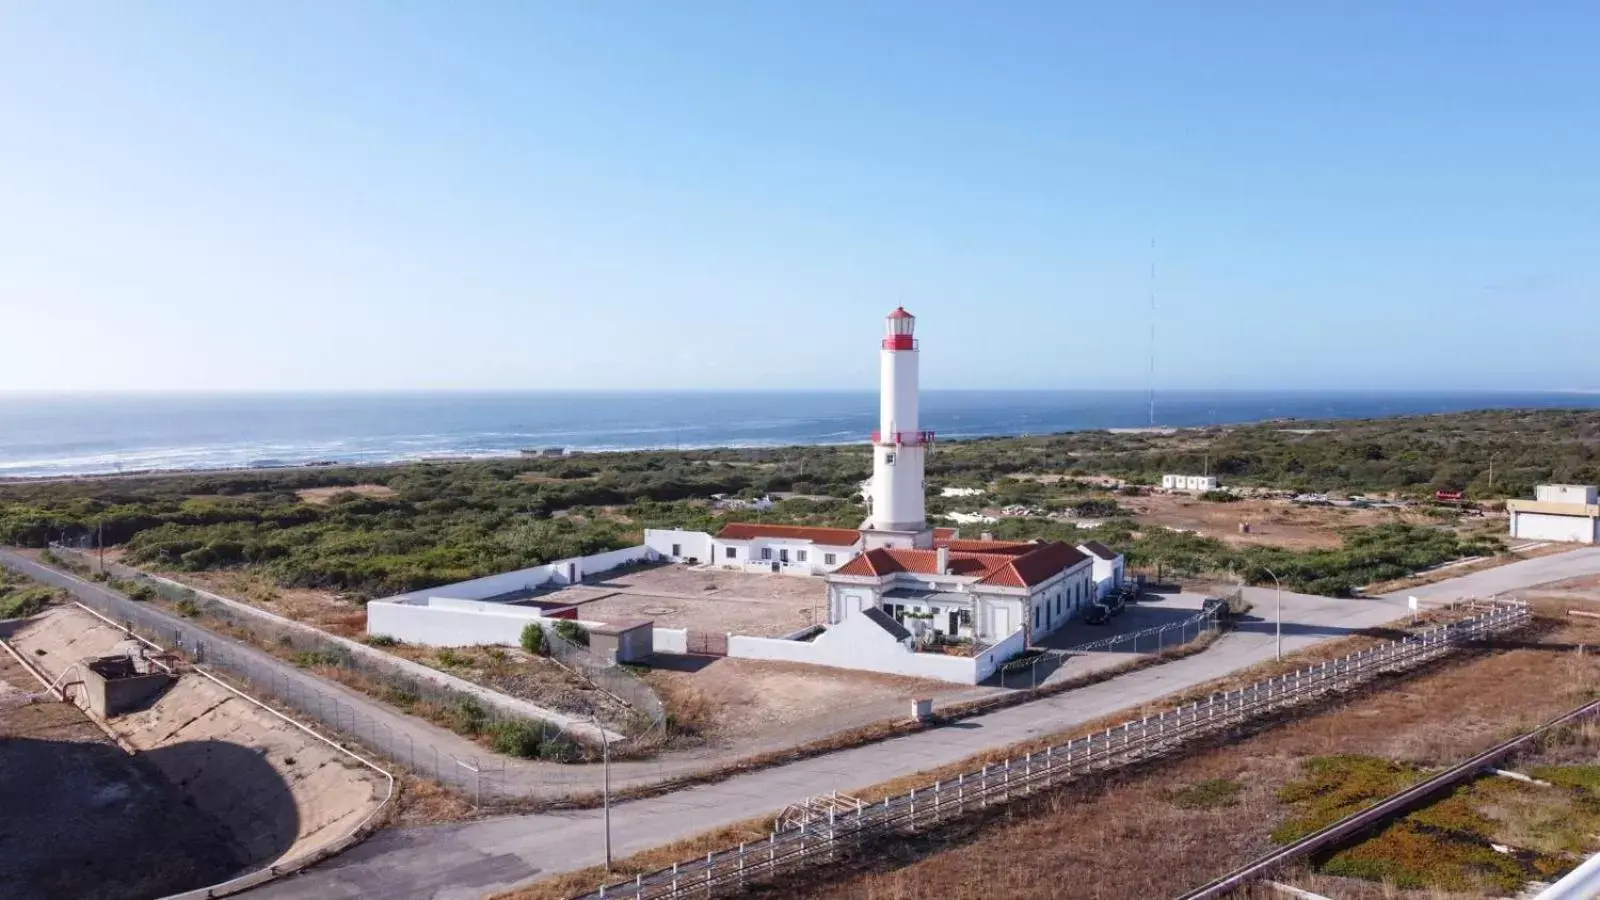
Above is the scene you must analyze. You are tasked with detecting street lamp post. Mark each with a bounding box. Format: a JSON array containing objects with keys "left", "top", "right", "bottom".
[
  {"left": 593, "top": 716, "right": 612, "bottom": 871},
  {"left": 1263, "top": 568, "right": 1283, "bottom": 660}
]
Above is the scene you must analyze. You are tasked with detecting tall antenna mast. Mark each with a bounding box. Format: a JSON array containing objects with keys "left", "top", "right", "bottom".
[{"left": 1148, "top": 238, "right": 1156, "bottom": 428}]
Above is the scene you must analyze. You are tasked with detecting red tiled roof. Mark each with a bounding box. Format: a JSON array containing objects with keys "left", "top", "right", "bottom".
[
  {"left": 715, "top": 523, "right": 863, "bottom": 545},
  {"left": 932, "top": 527, "right": 958, "bottom": 542},
  {"left": 936, "top": 539, "right": 1036, "bottom": 555},
  {"left": 980, "top": 542, "right": 1090, "bottom": 588},
  {"left": 834, "top": 541, "right": 1089, "bottom": 587}
]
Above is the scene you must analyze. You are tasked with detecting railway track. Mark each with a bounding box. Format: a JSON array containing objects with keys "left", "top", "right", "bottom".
[{"left": 1175, "top": 695, "right": 1600, "bottom": 899}]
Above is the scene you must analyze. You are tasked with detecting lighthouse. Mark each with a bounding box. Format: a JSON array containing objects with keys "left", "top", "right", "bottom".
[{"left": 864, "top": 307, "right": 934, "bottom": 548}]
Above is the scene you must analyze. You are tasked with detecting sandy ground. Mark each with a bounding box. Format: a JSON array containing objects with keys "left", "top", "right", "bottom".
[
  {"left": 783, "top": 597, "right": 1600, "bottom": 900},
  {"left": 551, "top": 565, "right": 827, "bottom": 636},
  {"left": 1125, "top": 493, "right": 1432, "bottom": 549},
  {"left": 295, "top": 484, "right": 396, "bottom": 504},
  {"left": 167, "top": 568, "right": 367, "bottom": 636},
  {"left": 644, "top": 658, "right": 967, "bottom": 744}
]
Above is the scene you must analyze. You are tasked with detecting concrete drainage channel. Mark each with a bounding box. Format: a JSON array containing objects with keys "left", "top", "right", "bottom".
[{"left": 4, "top": 600, "right": 394, "bottom": 900}]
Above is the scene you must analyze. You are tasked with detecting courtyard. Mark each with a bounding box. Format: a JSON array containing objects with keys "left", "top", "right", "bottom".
[{"left": 547, "top": 563, "right": 828, "bottom": 637}]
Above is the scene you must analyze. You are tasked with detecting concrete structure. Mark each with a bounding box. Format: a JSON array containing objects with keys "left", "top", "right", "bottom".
[
  {"left": 826, "top": 538, "right": 1094, "bottom": 645},
  {"left": 1162, "top": 474, "right": 1219, "bottom": 492},
  {"left": 1078, "top": 540, "right": 1126, "bottom": 598},
  {"left": 862, "top": 307, "right": 935, "bottom": 549},
  {"left": 727, "top": 606, "right": 1026, "bottom": 684},
  {"left": 945, "top": 511, "right": 998, "bottom": 525},
  {"left": 1509, "top": 484, "right": 1600, "bottom": 544},
  {"left": 80, "top": 654, "right": 173, "bottom": 717},
  {"left": 941, "top": 487, "right": 986, "bottom": 498},
  {"left": 387, "top": 545, "right": 654, "bottom": 605},
  {"left": 588, "top": 619, "right": 654, "bottom": 664},
  {"left": 644, "top": 524, "right": 861, "bottom": 575}
]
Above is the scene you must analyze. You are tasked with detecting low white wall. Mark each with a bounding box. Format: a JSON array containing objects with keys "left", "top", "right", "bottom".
[
  {"left": 367, "top": 598, "right": 606, "bottom": 648},
  {"left": 386, "top": 545, "right": 655, "bottom": 604},
  {"left": 728, "top": 612, "right": 997, "bottom": 684},
  {"left": 974, "top": 628, "right": 1028, "bottom": 682},
  {"left": 644, "top": 529, "right": 714, "bottom": 564},
  {"left": 653, "top": 627, "right": 688, "bottom": 655}
]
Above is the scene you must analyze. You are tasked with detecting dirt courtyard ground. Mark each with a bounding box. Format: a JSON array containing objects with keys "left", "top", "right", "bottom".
[
  {"left": 644, "top": 657, "right": 976, "bottom": 747},
  {"left": 551, "top": 564, "right": 828, "bottom": 636},
  {"left": 1123, "top": 494, "right": 1434, "bottom": 549}
]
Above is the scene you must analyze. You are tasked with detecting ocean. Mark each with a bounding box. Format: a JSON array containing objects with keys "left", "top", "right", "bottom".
[{"left": 2, "top": 390, "right": 1597, "bottom": 479}]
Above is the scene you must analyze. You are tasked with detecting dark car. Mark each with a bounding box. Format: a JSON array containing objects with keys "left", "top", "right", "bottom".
[
  {"left": 1084, "top": 603, "right": 1112, "bottom": 625},
  {"left": 1103, "top": 592, "right": 1127, "bottom": 616}
]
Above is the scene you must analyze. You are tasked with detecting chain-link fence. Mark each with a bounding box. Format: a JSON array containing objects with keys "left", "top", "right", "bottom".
[
  {"left": 40, "top": 545, "right": 613, "bottom": 798},
  {"left": 543, "top": 626, "right": 667, "bottom": 734}
]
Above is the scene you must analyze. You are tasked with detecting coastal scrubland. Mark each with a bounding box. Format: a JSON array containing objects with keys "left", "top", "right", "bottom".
[{"left": 2, "top": 408, "right": 1590, "bottom": 600}]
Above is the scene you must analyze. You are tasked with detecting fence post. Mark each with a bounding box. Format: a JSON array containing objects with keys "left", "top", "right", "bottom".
[
  {"left": 909, "top": 787, "right": 916, "bottom": 828},
  {"left": 738, "top": 841, "right": 746, "bottom": 889}
]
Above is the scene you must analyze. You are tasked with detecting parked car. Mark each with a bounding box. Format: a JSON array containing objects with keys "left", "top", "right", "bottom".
[
  {"left": 1084, "top": 603, "right": 1112, "bottom": 625},
  {"left": 1202, "top": 596, "right": 1232, "bottom": 621},
  {"left": 1103, "top": 592, "right": 1127, "bottom": 616}
]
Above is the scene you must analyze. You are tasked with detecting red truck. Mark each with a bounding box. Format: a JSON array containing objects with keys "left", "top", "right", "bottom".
[{"left": 1435, "top": 490, "right": 1465, "bottom": 502}]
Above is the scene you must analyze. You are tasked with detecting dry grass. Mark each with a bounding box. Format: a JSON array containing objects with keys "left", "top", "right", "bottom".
[{"left": 295, "top": 483, "right": 396, "bottom": 505}]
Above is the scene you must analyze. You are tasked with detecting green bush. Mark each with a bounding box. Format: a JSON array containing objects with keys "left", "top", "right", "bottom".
[
  {"left": 488, "top": 719, "right": 545, "bottom": 758},
  {"left": 451, "top": 696, "right": 488, "bottom": 736},
  {"left": 174, "top": 596, "right": 200, "bottom": 618},
  {"left": 553, "top": 620, "right": 589, "bottom": 646},
  {"left": 293, "top": 647, "right": 352, "bottom": 668},
  {"left": 1198, "top": 490, "right": 1239, "bottom": 503},
  {"left": 0, "top": 586, "right": 56, "bottom": 619},
  {"left": 364, "top": 634, "right": 398, "bottom": 647},
  {"left": 520, "top": 622, "right": 546, "bottom": 655},
  {"left": 435, "top": 648, "right": 468, "bottom": 667}
]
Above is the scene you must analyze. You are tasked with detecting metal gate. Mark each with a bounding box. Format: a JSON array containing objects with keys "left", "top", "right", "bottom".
[{"left": 686, "top": 630, "right": 728, "bottom": 657}]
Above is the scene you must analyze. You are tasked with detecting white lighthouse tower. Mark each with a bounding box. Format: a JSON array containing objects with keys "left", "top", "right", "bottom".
[{"left": 863, "top": 307, "right": 934, "bottom": 549}]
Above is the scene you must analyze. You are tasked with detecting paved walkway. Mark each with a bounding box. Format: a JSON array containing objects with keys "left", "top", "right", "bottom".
[{"left": 254, "top": 548, "right": 1600, "bottom": 899}]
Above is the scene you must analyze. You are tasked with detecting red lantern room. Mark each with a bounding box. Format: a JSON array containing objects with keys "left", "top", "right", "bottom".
[{"left": 883, "top": 306, "right": 916, "bottom": 350}]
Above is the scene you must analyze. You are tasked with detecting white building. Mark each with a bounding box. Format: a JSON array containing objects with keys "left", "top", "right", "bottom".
[
  {"left": 644, "top": 524, "right": 861, "bottom": 575},
  {"left": 941, "top": 486, "right": 986, "bottom": 498},
  {"left": 826, "top": 538, "right": 1094, "bottom": 645},
  {"left": 1508, "top": 484, "right": 1600, "bottom": 544},
  {"left": 1162, "top": 474, "right": 1219, "bottom": 492},
  {"left": 1077, "top": 540, "right": 1125, "bottom": 598}
]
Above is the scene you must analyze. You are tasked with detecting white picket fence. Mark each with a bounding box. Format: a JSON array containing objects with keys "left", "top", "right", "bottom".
[{"left": 585, "top": 599, "right": 1530, "bottom": 899}]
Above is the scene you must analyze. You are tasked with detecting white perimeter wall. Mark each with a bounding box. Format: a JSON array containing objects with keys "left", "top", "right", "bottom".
[
  {"left": 1513, "top": 512, "right": 1599, "bottom": 544},
  {"left": 644, "top": 529, "right": 714, "bottom": 564},
  {"left": 367, "top": 598, "right": 607, "bottom": 647},
  {"left": 728, "top": 612, "right": 1028, "bottom": 685},
  {"left": 385, "top": 545, "right": 655, "bottom": 604}
]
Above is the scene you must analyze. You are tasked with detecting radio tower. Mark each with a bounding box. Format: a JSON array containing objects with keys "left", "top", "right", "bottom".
[{"left": 1147, "top": 238, "right": 1156, "bottom": 428}]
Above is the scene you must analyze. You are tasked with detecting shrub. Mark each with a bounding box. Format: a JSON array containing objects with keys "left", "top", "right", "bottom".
[
  {"left": 365, "top": 634, "right": 398, "bottom": 647},
  {"left": 451, "top": 696, "right": 487, "bottom": 736},
  {"left": 520, "top": 622, "right": 546, "bottom": 655},
  {"left": 488, "top": 719, "right": 544, "bottom": 758},
  {"left": 0, "top": 586, "right": 56, "bottom": 619},
  {"left": 174, "top": 596, "right": 200, "bottom": 618},
  {"left": 1165, "top": 778, "right": 1243, "bottom": 809},
  {"left": 125, "top": 583, "right": 156, "bottom": 602},
  {"left": 1198, "top": 490, "right": 1239, "bottom": 503},
  {"left": 554, "top": 620, "right": 589, "bottom": 646},
  {"left": 485, "top": 647, "right": 506, "bottom": 662},
  {"left": 294, "top": 647, "right": 352, "bottom": 668},
  {"left": 435, "top": 648, "right": 468, "bottom": 667}
]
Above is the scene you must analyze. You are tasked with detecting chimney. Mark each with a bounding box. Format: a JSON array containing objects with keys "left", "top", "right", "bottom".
[
  {"left": 936, "top": 546, "right": 950, "bottom": 575},
  {"left": 980, "top": 531, "right": 994, "bottom": 542}
]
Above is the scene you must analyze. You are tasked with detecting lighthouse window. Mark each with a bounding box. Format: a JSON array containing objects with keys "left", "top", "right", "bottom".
[{"left": 884, "top": 452, "right": 896, "bottom": 465}]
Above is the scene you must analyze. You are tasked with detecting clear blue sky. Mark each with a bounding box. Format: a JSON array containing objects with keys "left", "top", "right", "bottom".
[{"left": 1, "top": 2, "right": 1595, "bottom": 392}]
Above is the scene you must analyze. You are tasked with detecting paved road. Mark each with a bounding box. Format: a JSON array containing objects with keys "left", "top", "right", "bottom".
[{"left": 255, "top": 548, "right": 1600, "bottom": 899}]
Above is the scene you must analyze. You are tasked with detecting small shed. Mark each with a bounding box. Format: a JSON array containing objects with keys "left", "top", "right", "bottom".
[{"left": 588, "top": 618, "right": 655, "bottom": 665}]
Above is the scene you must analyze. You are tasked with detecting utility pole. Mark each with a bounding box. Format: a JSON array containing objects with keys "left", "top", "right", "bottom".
[
  {"left": 97, "top": 519, "right": 105, "bottom": 573},
  {"left": 594, "top": 715, "right": 612, "bottom": 871}
]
